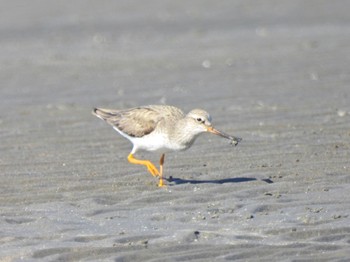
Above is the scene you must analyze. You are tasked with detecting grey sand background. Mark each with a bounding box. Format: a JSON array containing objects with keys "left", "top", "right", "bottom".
[{"left": 1, "top": 0, "right": 350, "bottom": 261}]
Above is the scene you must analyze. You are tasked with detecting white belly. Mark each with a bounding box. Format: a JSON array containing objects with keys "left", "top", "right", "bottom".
[{"left": 114, "top": 127, "right": 185, "bottom": 153}]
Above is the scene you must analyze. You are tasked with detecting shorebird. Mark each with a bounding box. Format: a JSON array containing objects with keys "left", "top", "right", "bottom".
[{"left": 92, "top": 105, "right": 241, "bottom": 187}]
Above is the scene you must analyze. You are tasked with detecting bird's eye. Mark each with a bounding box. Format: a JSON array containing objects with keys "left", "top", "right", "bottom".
[{"left": 196, "top": 117, "right": 203, "bottom": 123}]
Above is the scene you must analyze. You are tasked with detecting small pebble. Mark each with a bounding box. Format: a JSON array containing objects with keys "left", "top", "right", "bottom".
[
  {"left": 202, "top": 60, "right": 211, "bottom": 68},
  {"left": 337, "top": 110, "right": 346, "bottom": 117}
]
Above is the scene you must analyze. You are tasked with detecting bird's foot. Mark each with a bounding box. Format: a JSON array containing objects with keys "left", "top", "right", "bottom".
[
  {"left": 158, "top": 177, "right": 166, "bottom": 187},
  {"left": 128, "top": 154, "right": 160, "bottom": 177},
  {"left": 146, "top": 162, "right": 160, "bottom": 177}
]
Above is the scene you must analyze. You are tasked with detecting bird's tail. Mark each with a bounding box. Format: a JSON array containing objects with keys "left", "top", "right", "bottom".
[{"left": 92, "top": 108, "right": 118, "bottom": 121}]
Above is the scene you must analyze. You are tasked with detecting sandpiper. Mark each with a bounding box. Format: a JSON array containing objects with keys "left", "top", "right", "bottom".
[{"left": 92, "top": 105, "right": 241, "bottom": 187}]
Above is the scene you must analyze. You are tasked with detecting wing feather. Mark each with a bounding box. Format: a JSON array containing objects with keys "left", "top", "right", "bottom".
[{"left": 93, "top": 106, "right": 164, "bottom": 137}]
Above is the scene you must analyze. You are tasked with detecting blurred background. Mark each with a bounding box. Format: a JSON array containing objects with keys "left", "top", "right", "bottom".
[{"left": 1, "top": 0, "right": 349, "bottom": 110}]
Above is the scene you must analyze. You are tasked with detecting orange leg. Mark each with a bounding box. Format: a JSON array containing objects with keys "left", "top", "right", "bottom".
[
  {"left": 127, "top": 154, "right": 159, "bottom": 177},
  {"left": 158, "top": 154, "right": 165, "bottom": 187}
]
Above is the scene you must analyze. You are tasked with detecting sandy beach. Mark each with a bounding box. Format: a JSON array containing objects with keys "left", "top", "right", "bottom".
[{"left": 1, "top": 0, "right": 350, "bottom": 261}]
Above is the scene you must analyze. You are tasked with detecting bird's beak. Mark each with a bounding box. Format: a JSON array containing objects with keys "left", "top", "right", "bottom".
[{"left": 207, "top": 126, "right": 242, "bottom": 146}]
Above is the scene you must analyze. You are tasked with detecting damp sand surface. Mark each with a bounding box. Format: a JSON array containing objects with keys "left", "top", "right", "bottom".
[{"left": 1, "top": 1, "right": 350, "bottom": 261}]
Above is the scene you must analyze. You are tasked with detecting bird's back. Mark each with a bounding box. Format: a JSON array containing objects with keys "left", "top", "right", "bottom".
[{"left": 93, "top": 105, "right": 184, "bottom": 138}]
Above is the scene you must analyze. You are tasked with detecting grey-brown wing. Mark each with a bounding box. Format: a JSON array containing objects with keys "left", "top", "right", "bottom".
[{"left": 93, "top": 107, "right": 163, "bottom": 137}]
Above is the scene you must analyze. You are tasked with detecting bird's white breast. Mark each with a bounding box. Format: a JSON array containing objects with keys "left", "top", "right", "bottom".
[{"left": 114, "top": 126, "right": 173, "bottom": 153}]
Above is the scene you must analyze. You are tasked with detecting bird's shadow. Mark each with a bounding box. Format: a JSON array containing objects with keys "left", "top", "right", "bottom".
[{"left": 166, "top": 176, "right": 273, "bottom": 185}]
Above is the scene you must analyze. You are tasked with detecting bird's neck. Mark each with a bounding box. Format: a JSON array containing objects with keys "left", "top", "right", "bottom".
[{"left": 170, "top": 119, "right": 202, "bottom": 150}]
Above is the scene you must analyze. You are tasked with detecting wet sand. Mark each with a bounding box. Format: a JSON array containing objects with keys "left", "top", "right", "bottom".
[{"left": 1, "top": 0, "right": 350, "bottom": 261}]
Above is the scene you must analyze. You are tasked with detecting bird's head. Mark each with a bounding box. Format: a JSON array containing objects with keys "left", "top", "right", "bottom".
[{"left": 186, "top": 109, "right": 242, "bottom": 145}]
